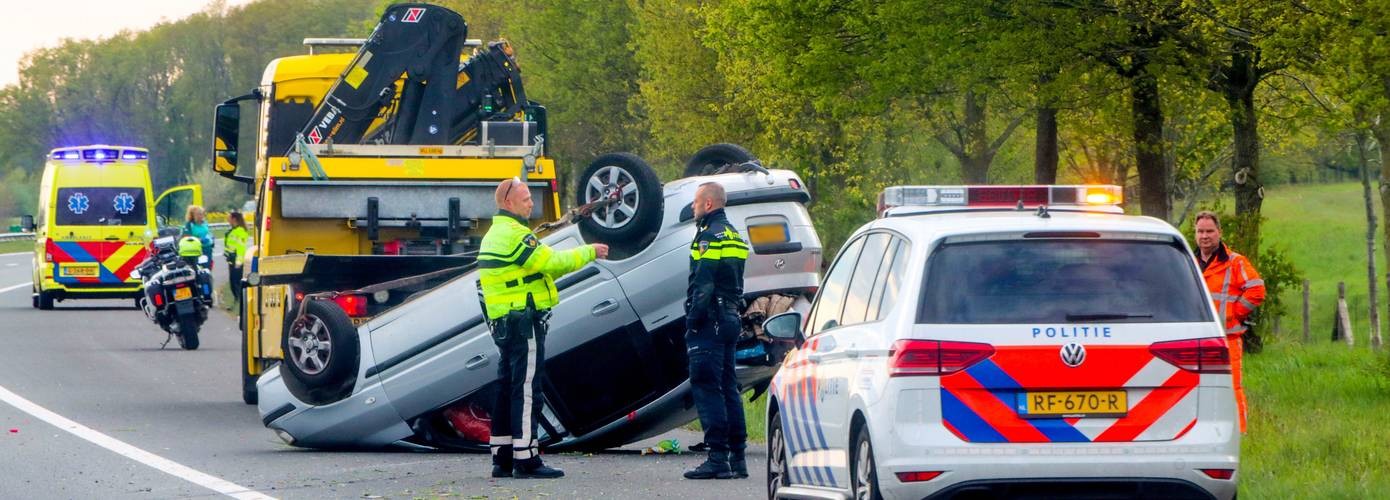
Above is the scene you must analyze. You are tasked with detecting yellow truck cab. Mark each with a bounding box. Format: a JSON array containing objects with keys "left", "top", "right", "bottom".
[
  {"left": 213, "top": 27, "right": 561, "bottom": 404},
  {"left": 26, "top": 145, "right": 201, "bottom": 310}
]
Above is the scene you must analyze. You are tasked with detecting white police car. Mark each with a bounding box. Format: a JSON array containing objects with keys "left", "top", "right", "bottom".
[{"left": 760, "top": 185, "right": 1238, "bottom": 500}]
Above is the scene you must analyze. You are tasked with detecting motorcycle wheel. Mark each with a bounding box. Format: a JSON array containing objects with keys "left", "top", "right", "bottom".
[{"left": 177, "top": 316, "right": 201, "bottom": 350}]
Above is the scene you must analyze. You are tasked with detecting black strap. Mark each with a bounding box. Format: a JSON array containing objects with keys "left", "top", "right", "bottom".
[{"left": 503, "top": 273, "right": 545, "bottom": 288}]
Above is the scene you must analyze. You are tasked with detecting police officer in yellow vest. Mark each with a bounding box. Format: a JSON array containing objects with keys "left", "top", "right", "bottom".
[
  {"left": 683, "top": 182, "right": 750, "bottom": 480},
  {"left": 480, "top": 177, "right": 608, "bottom": 479}
]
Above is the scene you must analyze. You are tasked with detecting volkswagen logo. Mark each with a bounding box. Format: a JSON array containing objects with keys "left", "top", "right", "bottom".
[{"left": 1060, "top": 343, "right": 1086, "bottom": 368}]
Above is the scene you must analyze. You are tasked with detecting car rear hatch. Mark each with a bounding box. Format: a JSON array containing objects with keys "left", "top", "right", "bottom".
[{"left": 911, "top": 232, "right": 1223, "bottom": 444}]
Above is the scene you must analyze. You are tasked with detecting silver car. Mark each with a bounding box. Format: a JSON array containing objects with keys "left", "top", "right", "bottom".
[{"left": 258, "top": 160, "right": 822, "bottom": 451}]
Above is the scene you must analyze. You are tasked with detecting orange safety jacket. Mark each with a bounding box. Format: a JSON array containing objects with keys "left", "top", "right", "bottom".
[{"left": 1198, "top": 242, "right": 1265, "bottom": 335}]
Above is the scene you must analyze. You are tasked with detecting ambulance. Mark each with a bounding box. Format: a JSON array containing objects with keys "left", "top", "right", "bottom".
[{"left": 25, "top": 145, "right": 200, "bottom": 309}]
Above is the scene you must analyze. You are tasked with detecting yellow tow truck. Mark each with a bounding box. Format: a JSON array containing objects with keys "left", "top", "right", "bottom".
[{"left": 211, "top": 4, "right": 560, "bottom": 404}]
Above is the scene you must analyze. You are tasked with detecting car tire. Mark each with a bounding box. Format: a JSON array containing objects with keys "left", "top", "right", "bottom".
[
  {"left": 683, "top": 143, "right": 757, "bottom": 178},
  {"left": 177, "top": 317, "right": 200, "bottom": 350},
  {"left": 38, "top": 290, "right": 54, "bottom": 310},
  {"left": 767, "top": 409, "right": 790, "bottom": 500},
  {"left": 281, "top": 299, "right": 359, "bottom": 403},
  {"left": 576, "top": 152, "right": 663, "bottom": 259},
  {"left": 851, "top": 425, "right": 883, "bottom": 500}
]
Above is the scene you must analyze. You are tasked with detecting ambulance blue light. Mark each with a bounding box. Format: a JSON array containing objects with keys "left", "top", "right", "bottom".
[{"left": 121, "top": 151, "right": 148, "bottom": 160}]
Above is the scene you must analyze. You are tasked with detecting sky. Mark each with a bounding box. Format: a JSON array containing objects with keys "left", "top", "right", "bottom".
[{"left": 0, "top": 0, "right": 258, "bottom": 87}]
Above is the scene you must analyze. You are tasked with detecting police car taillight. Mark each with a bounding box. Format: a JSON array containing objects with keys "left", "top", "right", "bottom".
[
  {"left": 889, "top": 339, "right": 994, "bottom": 376},
  {"left": 1150, "top": 337, "right": 1230, "bottom": 373},
  {"left": 877, "top": 184, "right": 1123, "bottom": 216}
]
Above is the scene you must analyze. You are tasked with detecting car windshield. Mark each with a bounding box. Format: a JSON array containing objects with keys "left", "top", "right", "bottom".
[
  {"left": 917, "top": 238, "right": 1211, "bottom": 324},
  {"left": 54, "top": 187, "right": 148, "bottom": 226}
]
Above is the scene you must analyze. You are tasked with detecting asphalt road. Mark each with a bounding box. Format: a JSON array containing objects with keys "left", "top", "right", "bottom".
[{"left": 0, "top": 249, "right": 766, "bottom": 499}]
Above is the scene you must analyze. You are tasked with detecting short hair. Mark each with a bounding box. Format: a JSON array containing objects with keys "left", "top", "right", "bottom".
[
  {"left": 697, "top": 182, "right": 727, "bottom": 207},
  {"left": 1194, "top": 211, "right": 1220, "bottom": 229},
  {"left": 494, "top": 177, "right": 522, "bottom": 206}
]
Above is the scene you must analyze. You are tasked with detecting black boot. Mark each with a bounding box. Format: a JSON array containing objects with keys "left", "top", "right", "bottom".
[
  {"left": 684, "top": 452, "right": 734, "bottom": 480},
  {"left": 513, "top": 458, "right": 565, "bottom": 479},
  {"left": 491, "top": 446, "right": 513, "bottom": 478},
  {"left": 729, "top": 450, "right": 748, "bottom": 479}
]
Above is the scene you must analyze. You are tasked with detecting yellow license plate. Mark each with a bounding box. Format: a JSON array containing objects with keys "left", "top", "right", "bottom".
[
  {"left": 748, "top": 223, "right": 789, "bottom": 246},
  {"left": 1017, "top": 391, "right": 1127, "bottom": 418},
  {"left": 60, "top": 264, "right": 99, "bottom": 277},
  {"left": 174, "top": 287, "right": 193, "bottom": 301}
]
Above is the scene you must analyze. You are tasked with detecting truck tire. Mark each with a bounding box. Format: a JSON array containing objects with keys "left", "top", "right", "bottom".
[
  {"left": 576, "top": 153, "right": 663, "bottom": 259},
  {"left": 281, "top": 299, "right": 360, "bottom": 404},
  {"left": 241, "top": 329, "right": 258, "bottom": 405},
  {"left": 683, "top": 143, "right": 757, "bottom": 178}
]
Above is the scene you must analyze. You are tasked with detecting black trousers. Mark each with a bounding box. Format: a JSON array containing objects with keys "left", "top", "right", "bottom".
[
  {"left": 687, "top": 309, "right": 747, "bottom": 456},
  {"left": 489, "top": 310, "right": 548, "bottom": 466},
  {"left": 227, "top": 265, "right": 243, "bottom": 304}
]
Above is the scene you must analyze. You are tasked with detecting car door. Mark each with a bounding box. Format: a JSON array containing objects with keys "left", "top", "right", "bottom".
[
  {"left": 811, "top": 232, "right": 892, "bottom": 486},
  {"left": 783, "top": 234, "right": 863, "bottom": 488}
]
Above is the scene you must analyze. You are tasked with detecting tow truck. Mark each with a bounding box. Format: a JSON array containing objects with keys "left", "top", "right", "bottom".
[{"left": 211, "top": 4, "right": 569, "bottom": 404}]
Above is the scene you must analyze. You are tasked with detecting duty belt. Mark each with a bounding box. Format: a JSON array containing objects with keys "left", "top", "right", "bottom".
[{"left": 503, "top": 273, "right": 545, "bottom": 289}]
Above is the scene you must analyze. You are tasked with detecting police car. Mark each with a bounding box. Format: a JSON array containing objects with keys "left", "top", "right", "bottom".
[{"left": 761, "top": 185, "right": 1238, "bottom": 500}]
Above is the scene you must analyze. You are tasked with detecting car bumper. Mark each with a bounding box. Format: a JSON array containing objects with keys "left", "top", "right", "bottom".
[{"left": 873, "top": 389, "right": 1239, "bottom": 500}]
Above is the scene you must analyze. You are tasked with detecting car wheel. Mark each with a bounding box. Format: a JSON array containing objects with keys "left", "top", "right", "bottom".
[
  {"left": 576, "top": 152, "right": 663, "bottom": 259},
  {"left": 281, "top": 299, "right": 360, "bottom": 403},
  {"left": 38, "top": 290, "right": 54, "bottom": 310},
  {"left": 177, "top": 317, "right": 200, "bottom": 350},
  {"left": 851, "top": 426, "right": 883, "bottom": 500},
  {"left": 683, "top": 143, "right": 758, "bottom": 178},
  {"left": 767, "top": 409, "right": 790, "bottom": 499}
]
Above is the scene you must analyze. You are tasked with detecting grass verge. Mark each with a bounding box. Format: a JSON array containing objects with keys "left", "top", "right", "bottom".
[{"left": 0, "top": 239, "right": 31, "bottom": 254}]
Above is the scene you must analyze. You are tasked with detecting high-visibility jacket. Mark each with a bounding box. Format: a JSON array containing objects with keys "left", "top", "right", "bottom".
[
  {"left": 686, "top": 208, "right": 748, "bottom": 331},
  {"left": 1198, "top": 242, "right": 1265, "bottom": 335},
  {"left": 224, "top": 226, "right": 249, "bottom": 267},
  {"left": 478, "top": 211, "right": 596, "bottom": 320}
]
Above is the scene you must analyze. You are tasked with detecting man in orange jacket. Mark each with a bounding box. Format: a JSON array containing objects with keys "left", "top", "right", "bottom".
[{"left": 1193, "top": 211, "right": 1264, "bottom": 433}]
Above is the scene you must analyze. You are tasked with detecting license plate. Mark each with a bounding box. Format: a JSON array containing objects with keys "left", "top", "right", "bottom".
[
  {"left": 748, "top": 223, "right": 789, "bottom": 246},
  {"left": 1017, "top": 391, "right": 1127, "bottom": 418},
  {"left": 174, "top": 287, "right": 193, "bottom": 301},
  {"left": 60, "top": 264, "right": 99, "bottom": 277}
]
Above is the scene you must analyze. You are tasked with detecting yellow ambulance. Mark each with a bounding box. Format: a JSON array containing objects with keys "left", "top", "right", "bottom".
[{"left": 25, "top": 145, "right": 200, "bottom": 309}]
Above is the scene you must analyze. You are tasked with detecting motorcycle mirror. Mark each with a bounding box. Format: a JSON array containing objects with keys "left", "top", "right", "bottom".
[{"left": 129, "top": 269, "right": 141, "bottom": 279}]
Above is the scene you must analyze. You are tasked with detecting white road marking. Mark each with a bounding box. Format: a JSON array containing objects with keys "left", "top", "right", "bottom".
[
  {"left": 0, "top": 282, "right": 32, "bottom": 294},
  {"left": 0, "top": 251, "right": 29, "bottom": 257},
  {"left": 0, "top": 384, "right": 276, "bottom": 499}
]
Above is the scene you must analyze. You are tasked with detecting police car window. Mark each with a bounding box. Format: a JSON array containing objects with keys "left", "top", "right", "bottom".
[
  {"left": 807, "top": 236, "right": 865, "bottom": 336},
  {"left": 868, "top": 238, "right": 908, "bottom": 321},
  {"left": 841, "top": 233, "right": 891, "bottom": 326},
  {"left": 917, "top": 239, "right": 1211, "bottom": 324},
  {"left": 54, "top": 187, "right": 148, "bottom": 226}
]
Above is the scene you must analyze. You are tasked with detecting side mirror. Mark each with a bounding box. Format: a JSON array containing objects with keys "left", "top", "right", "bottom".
[
  {"left": 129, "top": 269, "right": 141, "bottom": 279},
  {"left": 213, "top": 103, "right": 240, "bottom": 174},
  {"left": 763, "top": 311, "right": 803, "bottom": 341},
  {"left": 20, "top": 215, "right": 35, "bottom": 232}
]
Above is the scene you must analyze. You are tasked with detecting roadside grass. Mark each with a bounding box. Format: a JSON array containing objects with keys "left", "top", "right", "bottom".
[
  {"left": 1258, "top": 182, "right": 1384, "bottom": 346},
  {"left": 684, "top": 391, "right": 769, "bottom": 445},
  {"left": 1242, "top": 342, "right": 1390, "bottom": 497},
  {"left": 0, "top": 239, "right": 30, "bottom": 254}
]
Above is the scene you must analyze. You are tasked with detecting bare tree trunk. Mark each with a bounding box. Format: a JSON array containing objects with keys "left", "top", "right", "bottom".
[
  {"left": 1035, "top": 106, "right": 1059, "bottom": 184},
  {"left": 962, "top": 90, "right": 991, "bottom": 183},
  {"left": 1132, "top": 71, "right": 1170, "bottom": 220},
  {"left": 1357, "top": 131, "right": 1383, "bottom": 349}
]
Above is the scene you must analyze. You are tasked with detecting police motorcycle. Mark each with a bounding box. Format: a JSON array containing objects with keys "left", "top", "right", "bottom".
[{"left": 131, "top": 229, "right": 214, "bottom": 350}]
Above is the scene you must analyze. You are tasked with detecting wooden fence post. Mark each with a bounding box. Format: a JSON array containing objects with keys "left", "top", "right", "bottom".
[
  {"left": 1302, "top": 279, "right": 1310, "bottom": 343},
  {"left": 1335, "top": 282, "right": 1354, "bottom": 346}
]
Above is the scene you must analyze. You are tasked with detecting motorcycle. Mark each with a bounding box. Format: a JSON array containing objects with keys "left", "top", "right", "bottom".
[{"left": 131, "top": 231, "right": 214, "bottom": 350}]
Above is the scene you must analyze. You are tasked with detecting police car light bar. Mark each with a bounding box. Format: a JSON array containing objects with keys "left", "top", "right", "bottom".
[{"left": 877, "top": 185, "right": 1123, "bottom": 216}]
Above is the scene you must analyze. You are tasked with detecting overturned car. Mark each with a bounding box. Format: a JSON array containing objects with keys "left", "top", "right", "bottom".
[{"left": 257, "top": 145, "right": 822, "bottom": 451}]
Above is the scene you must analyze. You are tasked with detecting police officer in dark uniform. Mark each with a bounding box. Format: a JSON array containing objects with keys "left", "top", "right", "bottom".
[
  {"left": 683, "top": 182, "right": 750, "bottom": 480},
  {"left": 479, "top": 177, "right": 608, "bottom": 479}
]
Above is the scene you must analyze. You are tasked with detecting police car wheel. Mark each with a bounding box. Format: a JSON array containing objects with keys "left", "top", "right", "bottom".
[
  {"left": 576, "top": 152, "right": 662, "bottom": 258},
  {"left": 767, "top": 410, "right": 789, "bottom": 499},
  {"left": 282, "top": 299, "right": 360, "bottom": 392},
  {"left": 851, "top": 427, "right": 883, "bottom": 500},
  {"left": 683, "top": 143, "right": 756, "bottom": 178}
]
